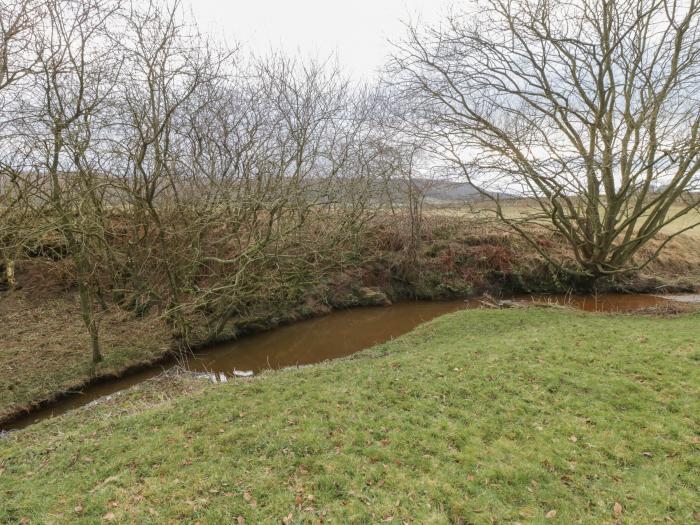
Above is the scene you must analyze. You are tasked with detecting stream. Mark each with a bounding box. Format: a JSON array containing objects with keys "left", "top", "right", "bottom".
[{"left": 2, "top": 293, "right": 691, "bottom": 431}]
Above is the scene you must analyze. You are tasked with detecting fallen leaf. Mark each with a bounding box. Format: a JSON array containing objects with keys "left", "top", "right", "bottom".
[
  {"left": 104, "top": 512, "right": 116, "bottom": 521},
  {"left": 614, "top": 501, "right": 623, "bottom": 515},
  {"left": 74, "top": 505, "right": 83, "bottom": 513},
  {"left": 295, "top": 495, "right": 303, "bottom": 505},
  {"left": 545, "top": 509, "right": 557, "bottom": 518},
  {"left": 382, "top": 516, "right": 394, "bottom": 522},
  {"left": 282, "top": 512, "right": 293, "bottom": 524},
  {"left": 237, "top": 517, "right": 245, "bottom": 524},
  {"left": 569, "top": 435, "right": 578, "bottom": 443}
]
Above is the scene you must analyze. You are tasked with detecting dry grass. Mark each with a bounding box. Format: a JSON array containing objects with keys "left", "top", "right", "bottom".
[
  {"left": 422, "top": 202, "right": 700, "bottom": 292},
  {"left": 0, "top": 278, "right": 170, "bottom": 422},
  {"left": 663, "top": 206, "right": 700, "bottom": 238},
  {"left": 429, "top": 199, "right": 700, "bottom": 237}
]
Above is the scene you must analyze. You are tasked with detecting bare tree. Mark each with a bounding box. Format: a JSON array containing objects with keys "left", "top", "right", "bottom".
[
  {"left": 0, "top": 0, "right": 40, "bottom": 288},
  {"left": 391, "top": 0, "right": 700, "bottom": 279},
  {"left": 0, "top": 0, "right": 37, "bottom": 91},
  {"left": 174, "top": 56, "right": 382, "bottom": 340},
  {"left": 0, "top": 0, "right": 417, "bottom": 369},
  {"left": 19, "top": 0, "right": 123, "bottom": 362}
]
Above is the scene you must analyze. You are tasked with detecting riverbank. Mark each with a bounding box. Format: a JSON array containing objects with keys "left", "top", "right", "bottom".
[
  {"left": 2, "top": 307, "right": 700, "bottom": 523},
  {"left": 2, "top": 215, "right": 699, "bottom": 426}
]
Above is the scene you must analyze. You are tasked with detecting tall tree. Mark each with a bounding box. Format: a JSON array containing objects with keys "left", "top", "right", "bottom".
[{"left": 391, "top": 0, "right": 700, "bottom": 278}]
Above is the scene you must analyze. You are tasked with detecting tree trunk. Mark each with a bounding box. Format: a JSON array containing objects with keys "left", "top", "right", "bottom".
[
  {"left": 4, "top": 258, "right": 16, "bottom": 288},
  {"left": 78, "top": 278, "right": 102, "bottom": 364}
]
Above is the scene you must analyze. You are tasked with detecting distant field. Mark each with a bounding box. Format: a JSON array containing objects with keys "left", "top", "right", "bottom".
[
  {"left": 427, "top": 199, "right": 700, "bottom": 239},
  {"left": 664, "top": 207, "right": 700, "bottom": 238}
]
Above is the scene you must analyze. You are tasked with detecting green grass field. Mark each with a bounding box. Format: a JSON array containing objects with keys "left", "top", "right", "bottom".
[{"left": 2, "top": 308, "right": 700, "bottom": 524}]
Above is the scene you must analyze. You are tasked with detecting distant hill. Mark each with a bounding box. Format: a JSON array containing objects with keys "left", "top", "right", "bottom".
[{"left": 412, "top": 178, "right": 513, "bottom": 202}]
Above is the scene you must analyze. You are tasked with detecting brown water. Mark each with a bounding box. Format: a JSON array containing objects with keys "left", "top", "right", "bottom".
[
  {"left": 532, "top": 293, "right": 676, "bottom": 312},
  {"left": 2, "top": 293, "right": 682, "bottom": 431}
]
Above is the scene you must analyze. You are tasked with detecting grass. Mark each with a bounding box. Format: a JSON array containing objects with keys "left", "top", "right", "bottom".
[
  {"left": 663, "top": 206, "right": 700, "bottom": 238},
  {"left": 437, "top": 200, "right": 700, "bottom": 238},
  {"left": 0, "top": 290, "right": 169, "bottom": 422},
  {"left": 2, "top": 307, "right": 700, "bottom": 524}
]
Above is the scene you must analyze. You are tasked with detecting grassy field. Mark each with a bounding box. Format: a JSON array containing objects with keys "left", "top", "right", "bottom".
[
  {"left": 446, "top": 200, "right": 700, "bottom": 238},
  {"left": 2, "top": 307, "right": 700, "bottom": 524},
  {"left": 663, "top": 206, "right": 700, "bottom": 238}
]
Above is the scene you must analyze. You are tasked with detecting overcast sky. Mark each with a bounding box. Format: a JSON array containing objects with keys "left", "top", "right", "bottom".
[{"left": 180, "top": 0, "right": 455, "bottom": 79}]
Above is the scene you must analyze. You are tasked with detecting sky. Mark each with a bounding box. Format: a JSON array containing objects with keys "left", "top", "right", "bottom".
[{"left": 180, "top": 0, "right": 455, "bottom": 79}]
